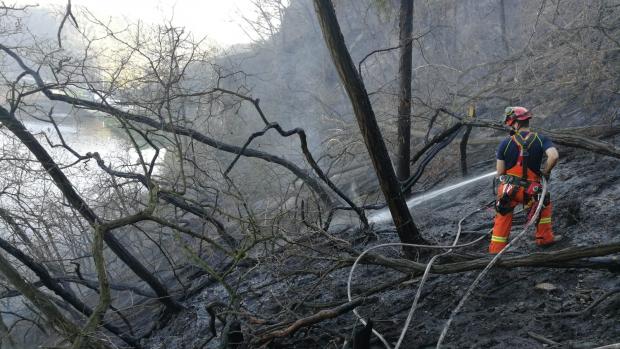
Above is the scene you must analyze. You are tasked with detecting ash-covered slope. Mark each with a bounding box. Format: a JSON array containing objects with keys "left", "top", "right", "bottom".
[
  {"left": 142, "top": 145, "right": 619, "bottom": 348},
  {"left": 135, "top": 1, "right": 620, "bottom": 348}
]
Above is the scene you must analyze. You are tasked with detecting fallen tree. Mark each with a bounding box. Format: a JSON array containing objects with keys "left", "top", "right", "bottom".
[
  {"left": 252, "top": 296, "right": 378, "bottom": 346},
  {"left": 354, "top": 242, "right": 620, "bottom": 275},
  {"left": 437, "top": 108, "right": 620, "bottom": 159}
]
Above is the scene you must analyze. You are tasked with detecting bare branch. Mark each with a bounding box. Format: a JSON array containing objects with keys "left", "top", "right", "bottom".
[
  {"left": 254, "top": 296, "right": 377, "bottom": 345},
  {"left": 57, "top": 0, "right": 79, "bottom": 49}
]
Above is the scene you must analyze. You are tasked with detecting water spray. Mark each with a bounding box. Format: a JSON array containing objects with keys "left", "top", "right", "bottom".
[{"left": 369, "top": 171, "right": 497, "bottom": 224}]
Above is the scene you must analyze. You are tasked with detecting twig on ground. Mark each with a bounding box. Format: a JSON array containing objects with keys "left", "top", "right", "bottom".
[
  {"left": 253, "top": 297, "right": 377, "bottom": 346},
  {"left": 527, "top": 331, "right": 559, "bottom": 346},
  {"left": 541, "top": 288, "right": 620, "bottom": 318}
]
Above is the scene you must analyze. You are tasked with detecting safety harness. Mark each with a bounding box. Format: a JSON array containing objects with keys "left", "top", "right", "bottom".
[
  {"left": 495, "top": 132, "right": 543, "bottom": 215},
  {"left": 513, "top": 132, "right": 537, "bottom": 198}
]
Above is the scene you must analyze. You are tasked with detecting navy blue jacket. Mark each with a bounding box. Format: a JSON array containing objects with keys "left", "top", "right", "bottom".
[{"left": 496, "top": 131, "right": 554, "bottom": 174}]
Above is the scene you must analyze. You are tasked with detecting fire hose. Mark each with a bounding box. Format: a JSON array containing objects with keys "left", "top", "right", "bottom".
[{"left": 345, "top": 178, "right": 548, "bottom": 349}]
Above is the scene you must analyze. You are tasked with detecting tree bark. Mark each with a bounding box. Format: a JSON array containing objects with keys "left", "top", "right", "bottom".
[
  {"left": 396, "top": 0, "right": 414, "bottom": 193},
  {"left": 313, "top": 0, "right": 427, "bottom": 253},
  {"left": 459, "top": 135, "right": 470, "bottom": 176},
  {"left": 254, "top": 296, "right": 376, "bottom": 345},
  {"left": 460, "top": 105, "right": 476, "bottom": 176}
]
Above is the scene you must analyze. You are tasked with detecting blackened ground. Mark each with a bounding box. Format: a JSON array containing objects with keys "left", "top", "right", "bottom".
[{"left": 142, "top": 148, "right": 619, "bottom": 349}]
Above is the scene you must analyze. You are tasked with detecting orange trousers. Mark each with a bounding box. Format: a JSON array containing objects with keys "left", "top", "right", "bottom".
[{"left": 489, "top": 182, "right": 554, "bottom": 254}]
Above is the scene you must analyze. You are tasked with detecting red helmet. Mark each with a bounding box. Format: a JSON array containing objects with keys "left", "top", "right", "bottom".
[{"left": 503, "top": 106, "right": 532, "bottom": 126}]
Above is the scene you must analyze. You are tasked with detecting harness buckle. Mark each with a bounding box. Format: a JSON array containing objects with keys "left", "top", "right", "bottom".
[{"left": 525, "top": 181, "right": 542, "bottom": 195}]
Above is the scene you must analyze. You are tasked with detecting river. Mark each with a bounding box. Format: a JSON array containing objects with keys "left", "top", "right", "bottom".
[
  {"left": 0, "top": 109, "right": 165, "bottom": 197},
  {"left": 0, "top": 108, "right": 167, "bottom": 344}
]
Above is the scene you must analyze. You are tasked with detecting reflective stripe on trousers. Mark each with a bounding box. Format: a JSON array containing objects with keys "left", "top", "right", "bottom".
[{"left": 489, "top": 182, "right": 554, "bottom": 254}]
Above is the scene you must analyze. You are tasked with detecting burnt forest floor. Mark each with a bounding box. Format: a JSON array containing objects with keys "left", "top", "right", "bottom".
[{"left": 142, "top": 147, "right": 620, "bottom": 349}]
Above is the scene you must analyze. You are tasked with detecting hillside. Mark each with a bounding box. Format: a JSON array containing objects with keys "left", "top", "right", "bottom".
[{"left": 0, "top": 0, "right": 617, "bottom": 348}]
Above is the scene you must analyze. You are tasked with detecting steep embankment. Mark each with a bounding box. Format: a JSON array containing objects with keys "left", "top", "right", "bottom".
[
  {"left": 136, "top": 0, "right": 620, "bottom": 347},
  {"left": 142, "top": 143, "right": 619, "bottom": 348},
  {"left": 137, "top": 0, "right": 619, "bottom": 347}
]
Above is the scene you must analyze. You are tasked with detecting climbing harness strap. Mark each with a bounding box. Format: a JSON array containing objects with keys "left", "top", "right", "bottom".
[
  {"left": 512, "top": 132, "right": 537, "bottom": 176},
  {"left": 511, "top": 132, "right": 539, "bottom": 206},
  {"left": 495, "top": 132, "right": 542, "bottom": 215}
]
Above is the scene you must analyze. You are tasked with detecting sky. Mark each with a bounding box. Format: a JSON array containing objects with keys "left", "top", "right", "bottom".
[{"left": 16, "top": 0, "right": 259, "bottom": 46}]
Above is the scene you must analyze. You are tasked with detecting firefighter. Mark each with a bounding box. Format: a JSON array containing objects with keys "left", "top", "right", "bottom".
[{"left": 489, "top": 107, "right": 561, "bottom": 254}]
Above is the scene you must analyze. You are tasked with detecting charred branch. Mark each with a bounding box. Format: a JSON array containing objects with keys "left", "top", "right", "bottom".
[
  {"left": 225, "top": 118, "right": 368, "bottom": 227},
  {"left": 0, "top": 276, "right": 156, "bottom": 300},
  {"left": 402, "top": 124, "right": 462, "bottom": 192},
  {"left": 438, "top": 108, "right": 620, "bottom": 159},
  {"left": 356, "top": 242, "right": 620, "bottom": 275},
  {"left": 57, "top": 0, "right": 78, "bottom": 49},
  {"left": 396, "top": 0, "right": 415, "bottom": 193},
  {"left": 253, "top": 296, "right": 377, "bottom": 346}
]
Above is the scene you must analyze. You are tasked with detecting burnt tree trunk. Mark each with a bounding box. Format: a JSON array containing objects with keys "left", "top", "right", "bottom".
[
  {"left": 313, "top": 0, "right": 427, "bottom": 253},
  {"left": 460, "top": 105, "right": 476, "bottom": 176},
  {"left": 396, "top": 0, "right": 414, "bottom": 194}
]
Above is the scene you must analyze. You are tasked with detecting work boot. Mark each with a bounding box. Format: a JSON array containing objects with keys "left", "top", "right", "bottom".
[{"left": 537, "top": 234, "right": 563, "bottom": 247}]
